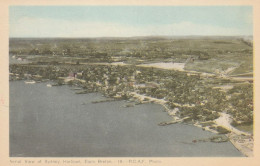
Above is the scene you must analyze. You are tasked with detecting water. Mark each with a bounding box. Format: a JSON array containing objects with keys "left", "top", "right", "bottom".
[{"left": 9, "top": 81, "right": 243, "bottom": 157}]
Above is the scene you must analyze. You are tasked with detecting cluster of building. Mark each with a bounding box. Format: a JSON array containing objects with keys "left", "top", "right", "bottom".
[{"left": 9, "top": 63, "right": 253, "bottom": 130}]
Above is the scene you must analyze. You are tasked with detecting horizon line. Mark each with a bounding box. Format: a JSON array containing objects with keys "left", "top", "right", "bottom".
[{"left": 9, "top": 35, "right": 253, "bottom": 39}]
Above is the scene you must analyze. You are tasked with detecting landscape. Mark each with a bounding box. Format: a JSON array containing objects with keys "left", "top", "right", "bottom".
[
  {"left": 9, "top": 6, "right": 253, "bottom": 157},
  {"left": 9, "top": 36, "right": 253, "bottom": 156}
]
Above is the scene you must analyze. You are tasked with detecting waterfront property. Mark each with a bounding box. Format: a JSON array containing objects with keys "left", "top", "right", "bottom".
[{"left": 9, "top": 81, "right": 243, "bottom": 157}]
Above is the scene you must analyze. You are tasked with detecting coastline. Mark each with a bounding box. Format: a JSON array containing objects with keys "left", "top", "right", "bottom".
[
  {"left": 128, "top": 91, "right": 253, "bottom": 157},
  {"left": 10, "top": 80, "right": 244, "bottom": 157},
  {"left": 9, "top": 60, "right": 253, "bottom": 157}
]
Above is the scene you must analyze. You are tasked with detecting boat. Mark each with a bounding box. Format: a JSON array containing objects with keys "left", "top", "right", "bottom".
[
  {"left": 158, "top": 121, "right": 178, "bottom": 126},
  {"left": 24, "top": 80, "right": 36, "bottom": 84},
  {"left": 46, "top": 84, "right": 52, "bottom": 87}
]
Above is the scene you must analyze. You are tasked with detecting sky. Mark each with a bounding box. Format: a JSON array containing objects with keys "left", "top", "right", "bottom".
[{"left": 9, "top": 6, "right": 253, "bottom": 38}]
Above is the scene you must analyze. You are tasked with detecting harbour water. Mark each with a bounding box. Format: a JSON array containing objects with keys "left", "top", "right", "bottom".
[{"left": 9, "top": 81, "right": 243, "bottom": 157}]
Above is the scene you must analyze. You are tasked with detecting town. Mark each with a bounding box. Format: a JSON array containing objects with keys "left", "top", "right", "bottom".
[{"left": 9, "top": 36, "right": 253, "bottom": 156}]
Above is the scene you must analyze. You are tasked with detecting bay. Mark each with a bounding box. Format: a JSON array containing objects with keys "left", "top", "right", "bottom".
[{"left": 9, "top": 81, "right": 243, "bottom": 157}]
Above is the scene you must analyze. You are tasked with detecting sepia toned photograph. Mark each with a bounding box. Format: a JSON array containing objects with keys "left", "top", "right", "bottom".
[{"left": 9, "top": 6, "right": 253, "bottom": 158}]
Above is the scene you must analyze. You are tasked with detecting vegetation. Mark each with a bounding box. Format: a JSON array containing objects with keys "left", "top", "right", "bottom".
[{"left": 9, "top": 36, "right": 253, "bottom": 133}]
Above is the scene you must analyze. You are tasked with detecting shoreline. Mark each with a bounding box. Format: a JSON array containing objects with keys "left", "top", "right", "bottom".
[
  {"left": 11, "top": 79, "right": 252, "bottom": 157},
  {"left": 9, "top": 61, "right": 253, "bottom": 157},
  {"left": 128, "top": 91, "right": 253, "bottom": 157},
  {"left": 10, "top": 81, "right": 244, "bottom": 157}
]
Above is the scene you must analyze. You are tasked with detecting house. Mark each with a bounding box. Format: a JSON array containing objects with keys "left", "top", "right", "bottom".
[{"left": 68, "top": 72, "right": 77, "bottom": 79}]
